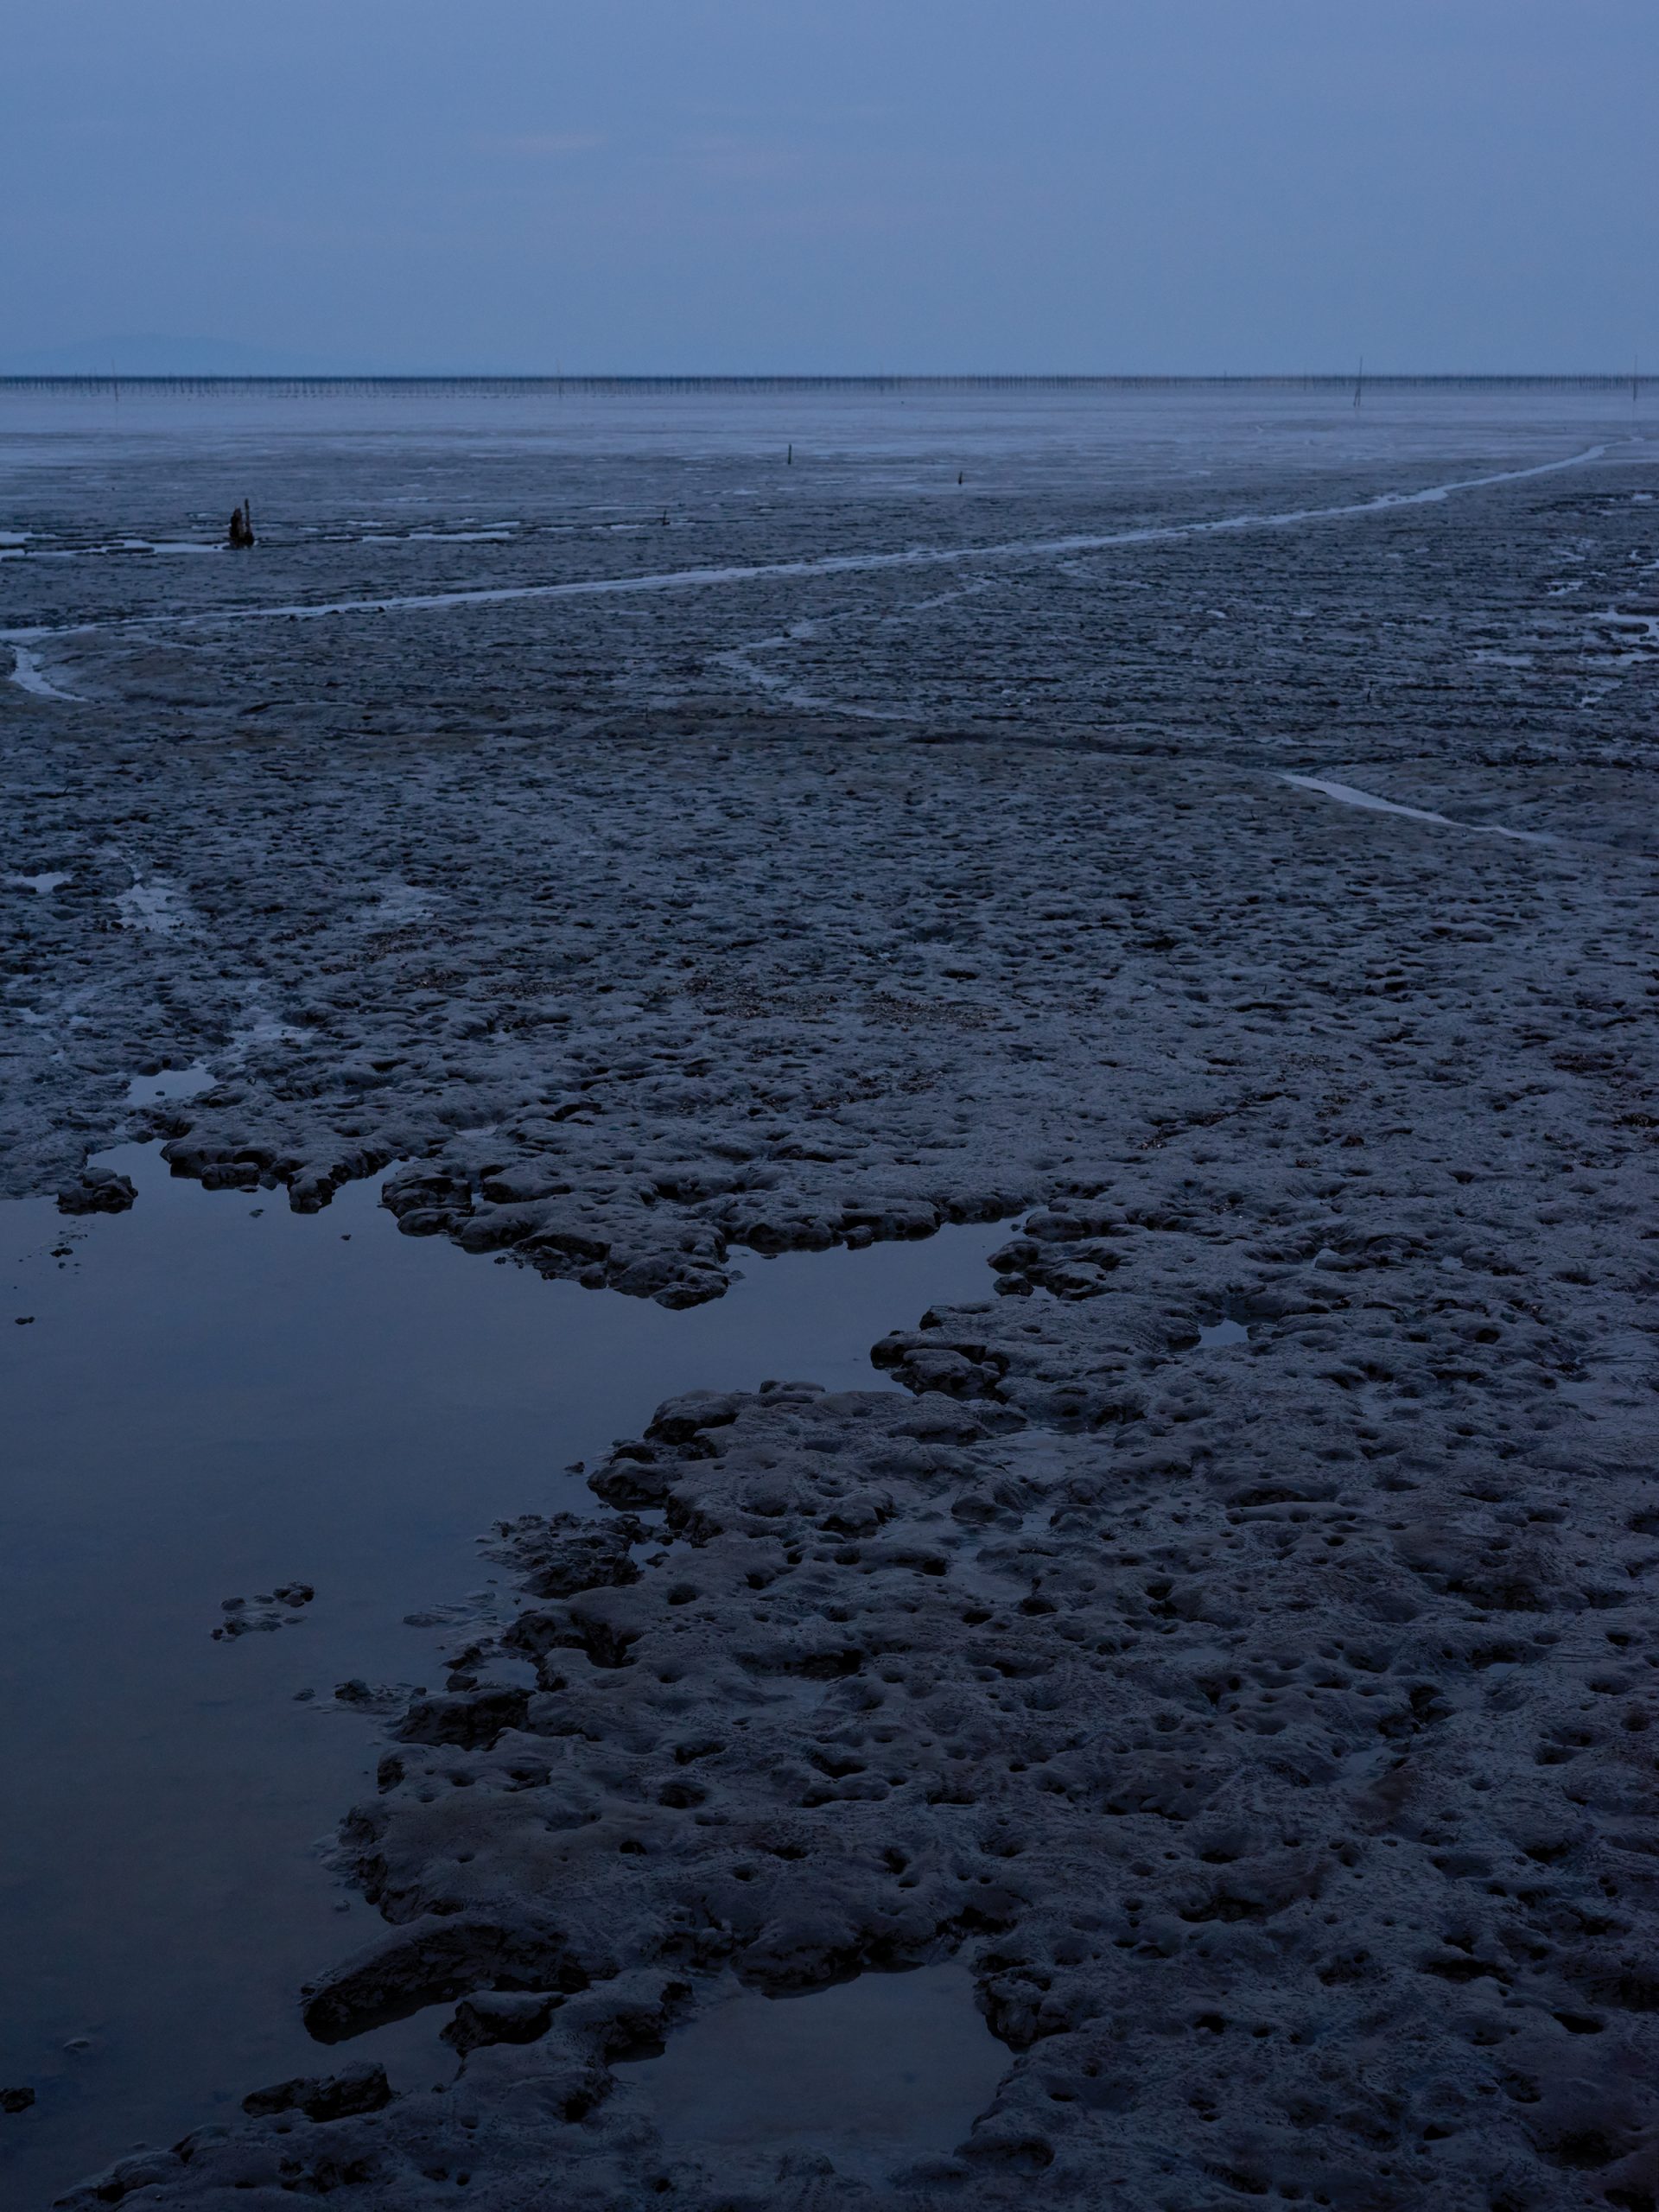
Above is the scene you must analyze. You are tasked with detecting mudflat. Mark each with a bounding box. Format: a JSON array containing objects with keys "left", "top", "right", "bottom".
[{"left": 3, "top": 385, "right": 1656, "bottom": 2209}]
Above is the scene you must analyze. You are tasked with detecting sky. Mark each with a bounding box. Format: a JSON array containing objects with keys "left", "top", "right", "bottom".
[{"left": 1, "top": 0, "right": 1654, "bottom": 375}]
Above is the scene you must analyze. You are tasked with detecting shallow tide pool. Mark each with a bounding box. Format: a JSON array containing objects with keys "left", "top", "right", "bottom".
[
  {"left": 1, "top": 1147, "right": 1007, "bottom": 2204},
  {"left": 626, "top": 1962, "right": 1006, "bottom": 2180}
]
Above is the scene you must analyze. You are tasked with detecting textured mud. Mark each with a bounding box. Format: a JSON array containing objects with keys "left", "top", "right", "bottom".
[{"left": 3, "top": 391, "right": 1657, "bottom": 2207}]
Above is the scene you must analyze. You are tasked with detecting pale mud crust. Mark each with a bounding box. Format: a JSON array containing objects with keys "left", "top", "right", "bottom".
[{"left": 4, "top": 412, "right": 1658, "bottom": 2207}]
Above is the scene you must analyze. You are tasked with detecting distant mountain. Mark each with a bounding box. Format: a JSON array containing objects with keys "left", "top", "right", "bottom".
[{"left": 0, "top": 334, "right": 390, "bottom": 376}]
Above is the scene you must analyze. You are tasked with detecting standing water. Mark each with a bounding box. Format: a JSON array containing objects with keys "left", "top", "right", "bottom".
[{"left": 0, "top": 1145, "right": 1007, "bottom": 2204}]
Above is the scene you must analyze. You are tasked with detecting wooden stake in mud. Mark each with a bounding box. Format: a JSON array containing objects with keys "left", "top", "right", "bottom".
[{"left": 228, "top": 499, "right": 255, "bottom": 549}]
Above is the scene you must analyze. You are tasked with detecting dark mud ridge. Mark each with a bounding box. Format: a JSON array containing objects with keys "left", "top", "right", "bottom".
[{"left": 64, "top": 1182, "right": 1659, "bottom": 2210}]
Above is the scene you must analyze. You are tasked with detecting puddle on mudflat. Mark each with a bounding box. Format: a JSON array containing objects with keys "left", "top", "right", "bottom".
[
  {"left": 1197, "top": 1315, "right": 1251, "bottom": 1349},
  {"left": 626, "top": 1963, "right": 1005, "bottom": 2179},
  {"left": 0, "top": 1146, "right": 1007, "bottom": 2206},
  {"left": 122, "top": 1062, "right": 215, "bottom": 1107}
]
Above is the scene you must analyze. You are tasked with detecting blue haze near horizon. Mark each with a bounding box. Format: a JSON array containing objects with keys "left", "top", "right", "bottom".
[{"left": 1, "top": 0, "right": 1655, "bottom": 377}]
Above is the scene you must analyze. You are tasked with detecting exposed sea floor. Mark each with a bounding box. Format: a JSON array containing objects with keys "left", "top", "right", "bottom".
[{"left": 3, "top": 385, "right": 1657, "bottom": 2210}]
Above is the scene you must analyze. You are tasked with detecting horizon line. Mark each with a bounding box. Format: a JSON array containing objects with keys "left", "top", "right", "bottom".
[{"left": 0, "top": 371, "right": 1652, "bottom": 394}]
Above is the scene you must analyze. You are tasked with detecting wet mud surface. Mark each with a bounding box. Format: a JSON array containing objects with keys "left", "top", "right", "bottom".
[{"left": 3, "top": 386, "right": 1657, "bottom": 2207}]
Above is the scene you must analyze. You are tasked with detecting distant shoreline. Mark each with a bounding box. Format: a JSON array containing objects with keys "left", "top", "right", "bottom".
[{"left": 0, "top": 371, "right": 1652, "bottom": 395}]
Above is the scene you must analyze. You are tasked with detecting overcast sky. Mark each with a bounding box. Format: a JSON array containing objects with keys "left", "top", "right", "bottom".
[{"left": 1, "top": 0, "right": 1653, "bottom": 373}]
